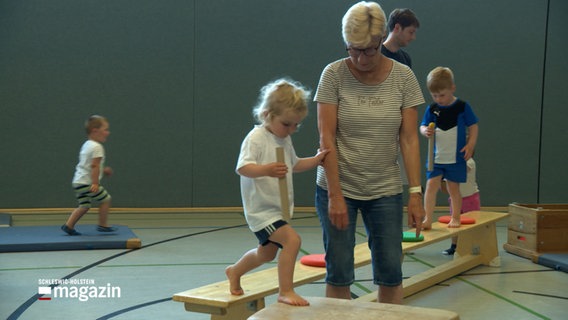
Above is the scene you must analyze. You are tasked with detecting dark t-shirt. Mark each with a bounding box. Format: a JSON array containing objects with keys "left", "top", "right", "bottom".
[{"left": 381, "top": 45, "right": 412, "bottom": 68}]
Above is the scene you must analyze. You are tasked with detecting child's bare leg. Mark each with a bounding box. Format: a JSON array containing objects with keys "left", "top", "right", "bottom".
[
  {"left": 65, "top": 207, "right": 89, "bottom": 229},
  {"left": 423, "top": 176, "right": 441, "bottom": 230},
  {"left": 98, "top": 200, "right": 111, "bottom": 227},
  {"left": 451, "top": 236, "right": 458, "bottom": 245},
  {"left": 446, "top": 181, "right": 462, "bottom": 228},
  {"left": 226, "top": 244, "right": 278, "bottom": 295},
  {"left": 269, "top": 225, "right": 309, "bottom": 306}
]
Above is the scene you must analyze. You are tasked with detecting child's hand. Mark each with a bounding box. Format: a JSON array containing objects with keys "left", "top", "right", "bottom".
[
  {"left": 103, "top": 167, "right": 113, "bottom": 177},
  {"left": 315, "top": 148, "right": 329, "bottom": 165},
  {"left": 265, "top": 162, "right": 288, "bottom": 178},
  {"left": 421, "top": 125, "right": 434, "bottom": 138},
  {"left": 461, "top": 145, "right": 474, "bottom": 161},
  {"left": 90, "top": 183, "right": 99, "bottom": 193}
]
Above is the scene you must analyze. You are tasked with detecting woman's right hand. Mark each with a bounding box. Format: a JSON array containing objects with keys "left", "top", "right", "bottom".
[{"left": 329, "top": 196, "right": 349, "bottom": 229}]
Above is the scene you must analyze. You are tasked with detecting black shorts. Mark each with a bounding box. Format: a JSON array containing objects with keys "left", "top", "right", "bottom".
[{"left": 254, "top": 220, "right": 287, "bottom": 248}]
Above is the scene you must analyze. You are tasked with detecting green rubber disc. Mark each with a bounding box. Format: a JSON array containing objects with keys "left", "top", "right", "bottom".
[{"left": 402, "top": 231, "right": 424, "bottom": 242}]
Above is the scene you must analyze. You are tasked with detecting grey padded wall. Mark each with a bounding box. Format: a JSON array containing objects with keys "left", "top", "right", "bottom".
[
  {"left": 0, "top": 0, "right": 565, "bottom": 208},
  {"left": 0, "top": 0, "right": 195, "bottom": 207},
  {"left": 539, "top": 0, "right": 568, "bottom": 203},
  {"left": 190, "top": 1, "right": 348, "bottom": 206},
  {"left": 408, "top": 0, "right": 548, "bottom": 205}
]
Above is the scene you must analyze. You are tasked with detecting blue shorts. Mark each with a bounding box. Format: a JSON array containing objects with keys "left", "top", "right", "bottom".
[
  {"left": 254, "top": 220, "right": 287, "bottom": 248},
  {"left": 427, "top": 162, "right": 466, "bottom": 183},
  {"left": 315, "top": 186, "right": 403, "bottom": 287}
]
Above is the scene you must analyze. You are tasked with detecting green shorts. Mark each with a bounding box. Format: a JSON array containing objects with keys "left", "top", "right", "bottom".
[{"left": 72, "top": 184, "right": 111, "bottom": 208}]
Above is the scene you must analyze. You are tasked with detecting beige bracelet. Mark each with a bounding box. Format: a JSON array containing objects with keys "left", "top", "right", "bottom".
[{"left": 409, "top": 186, "right": 422, "bottom": 194}]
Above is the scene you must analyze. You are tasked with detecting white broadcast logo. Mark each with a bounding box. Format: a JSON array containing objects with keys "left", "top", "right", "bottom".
[{"left": 38, "top": 283, "right": 121, "bottom": 302}]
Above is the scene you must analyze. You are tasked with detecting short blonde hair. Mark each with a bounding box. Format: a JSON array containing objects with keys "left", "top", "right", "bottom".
[
  {"left": 85, "top": 115, "right": 108, "bottom": 134},
  {"left": 427, "top": 67, "right": 455, "bottom": 93},
  {"left": 342, "top": 1, "right": 387, "bottom": 47},
  {"left": 253, "top": 79, "right": 310, "bottom": 125}
]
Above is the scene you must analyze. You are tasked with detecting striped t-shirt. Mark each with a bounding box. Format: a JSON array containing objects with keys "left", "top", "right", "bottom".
[{"left": 314, "top": 58, "right": 424, "bottom": 200}]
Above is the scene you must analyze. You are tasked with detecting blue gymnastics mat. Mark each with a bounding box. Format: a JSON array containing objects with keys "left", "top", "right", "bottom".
[
  {"left": 0, "top": 213, "right": 12, "bottom": 227},
  {"left": 0, "top": 225, "right": 141, "bottom": 252},
  {"left": 536, "top": 253, "right": 568, "bottom": 273}
]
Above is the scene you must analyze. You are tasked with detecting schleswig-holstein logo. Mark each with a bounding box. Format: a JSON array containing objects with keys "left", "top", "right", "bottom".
[{"left": 37, "top": 279, "right": 121, "bottom": 302}]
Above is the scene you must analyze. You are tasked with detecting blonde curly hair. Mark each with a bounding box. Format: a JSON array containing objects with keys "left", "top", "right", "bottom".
[{"left": 253, "top": 78, "right": 310, "bottom": 125}]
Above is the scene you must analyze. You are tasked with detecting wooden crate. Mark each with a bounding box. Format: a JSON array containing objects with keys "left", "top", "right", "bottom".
[{"left": 504, "top": 203, "right": 568, "bottom": 260}]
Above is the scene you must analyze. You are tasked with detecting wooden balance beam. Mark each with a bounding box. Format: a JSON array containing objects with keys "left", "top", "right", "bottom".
[
  {"left": 357, "top": 210, "right": 508, "bottom": 302},
  {"left": 172, "top": 210, "right": 507, "bottom": 320},
  {"left": 248, "top": 296, "right": 459, "bottom": 320}
]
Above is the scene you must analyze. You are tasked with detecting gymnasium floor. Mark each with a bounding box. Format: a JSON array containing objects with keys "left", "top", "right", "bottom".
[{"left": 1, "top": 208, "right": 565, "bottom": 320}]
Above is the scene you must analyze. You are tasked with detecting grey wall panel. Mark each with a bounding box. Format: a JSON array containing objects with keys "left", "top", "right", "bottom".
[
  {"left": 0, "top": 0, "right": 565, "bottom": 208},
  {"left": 539, "top": 0, "right": 568, "bottom": 203},
  {"left": 190, "top": 0, "right": 348, "bottom": 206},
  {"left": 0, "top": 0, "right": 195, "bottom": 207},
  {"left": 405, "top": 0, "right": 547, "bottom": 205}
]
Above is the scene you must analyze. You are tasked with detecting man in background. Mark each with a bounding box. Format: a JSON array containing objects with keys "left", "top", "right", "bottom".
[{"left": 382, "top": 8, "right": 420, "bottom": 68}]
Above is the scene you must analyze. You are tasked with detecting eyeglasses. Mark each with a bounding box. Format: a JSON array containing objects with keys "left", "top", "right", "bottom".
[{"left": 346, "top": 45, "right": 380, "bottom": 57}]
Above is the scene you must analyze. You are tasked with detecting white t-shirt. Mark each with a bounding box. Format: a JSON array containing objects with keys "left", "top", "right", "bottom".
[
  {"left": 460, "top": 158, "right": 479, "bottom": 197},
  {"left": 236, "top": 125, "right": 299, "bottom": 232},
  {"left": 73, "top": 140, "right": 105, "bottom": 185}
]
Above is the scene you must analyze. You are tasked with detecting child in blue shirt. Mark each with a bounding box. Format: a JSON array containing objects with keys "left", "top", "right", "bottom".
[{"left": 420, "top": 67, "right": 478, "bottom": 230}]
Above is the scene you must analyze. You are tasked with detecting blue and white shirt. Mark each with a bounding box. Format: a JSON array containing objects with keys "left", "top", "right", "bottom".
[{"left": 421, "top": 99, "right": 478, "bottom": 165}]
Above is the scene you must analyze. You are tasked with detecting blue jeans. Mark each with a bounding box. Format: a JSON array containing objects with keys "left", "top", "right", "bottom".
[{"left": 316, "top": 186, "right": 403, "bottom": 287}]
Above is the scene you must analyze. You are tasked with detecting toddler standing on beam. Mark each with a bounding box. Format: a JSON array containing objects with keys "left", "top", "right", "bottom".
[{"left": 226, "top": 78, "right": 327, "bottom": 306}]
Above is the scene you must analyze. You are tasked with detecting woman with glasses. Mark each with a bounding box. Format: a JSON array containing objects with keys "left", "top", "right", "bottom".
[{"left": 314, "top": 1, "right": 425, "bottom": 304}]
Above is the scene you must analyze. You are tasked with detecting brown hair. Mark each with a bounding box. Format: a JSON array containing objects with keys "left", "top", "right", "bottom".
[
  {"left": 387, "top": 8, "right": 420, "bottom": 31},
  {"left": 85, "top": 115, "right": 108, "bottom": 134},
  {"left": 427, "top": 67, "right": 455, "bottom": 93}
]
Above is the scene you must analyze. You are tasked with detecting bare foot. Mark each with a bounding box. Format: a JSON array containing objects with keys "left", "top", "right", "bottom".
[
  {"left": 447, "top": 218, "right": 461, "bottom": 228},
  {"left": 422, "top": 219, "right": 432, "bottom": 230},
  {"left": 277, "top": 291, "right": 310, "bottom": 306},
  {"left": 225, "top": 266, "right": 244, "bottom": 295}
]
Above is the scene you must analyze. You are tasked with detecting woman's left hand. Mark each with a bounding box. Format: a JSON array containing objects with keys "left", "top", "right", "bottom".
[{"left": 407, "top": 193, "right": 424, "bottom": 237}]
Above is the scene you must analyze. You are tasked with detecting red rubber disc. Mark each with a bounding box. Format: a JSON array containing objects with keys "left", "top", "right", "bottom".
[
  {"left": 438, "top": 215, "right": 476, "bottom": 224},
  {"left": 300, "top": 254, "right": 326, "bottom": 267}
]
